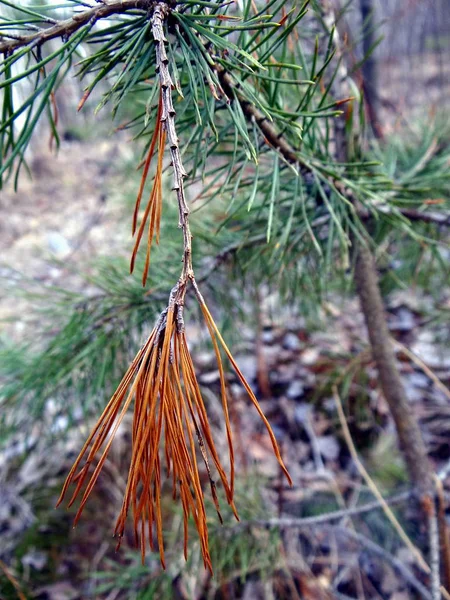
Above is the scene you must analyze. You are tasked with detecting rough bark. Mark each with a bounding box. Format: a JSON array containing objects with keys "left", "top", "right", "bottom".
[
  {"left": 354, "top": 242, "right": 433, "bottom": 498},
  {"left": 359, "top": 0, "right": 383, "bottom": 138},
  {"left": 322, "top": 0, "right": 434, "bottom": 504}
]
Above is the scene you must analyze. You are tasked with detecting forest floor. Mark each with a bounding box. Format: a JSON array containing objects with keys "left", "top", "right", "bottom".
[{"left": 0, "top": 135, "right": 131, "bottom": 343}]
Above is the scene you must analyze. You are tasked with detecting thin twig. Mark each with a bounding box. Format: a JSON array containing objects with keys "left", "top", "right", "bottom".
[
  {"left": 0, "top": 0, "right": 153, "bottom": 54},
  {"left": 336, "top": 528, "right": 432, "bottom": 600},
  {"left": 0, "top": 559, "right": 26, "bottom": 600},
  {"left": 358, "top": 206, "right": 450, "bottom": 227},
  {"left": 394, "top": 340, "right": 450, "bottom": 402},
  {"left": 225, "top": 491, "right": 411, "bottom": 530},
  {"left": 428, "top": 488, "right": 442, "bottom": 600},
  {"left": 391, "top": 209, "right": 450, "bottom": 227},
  {"left": 332, "top": 384, "right": 429, "bottom": 572}
]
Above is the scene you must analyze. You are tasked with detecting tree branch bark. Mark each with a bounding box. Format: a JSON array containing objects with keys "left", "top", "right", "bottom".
[
  {"left": 321, "top": 0, "right": 435, "bottom": 506},
  {"left": 0, "top": 0, "right": 152, "bottom": 55},
  {"left": 353, "top": 242, "right": 433, "bottom": 496}
]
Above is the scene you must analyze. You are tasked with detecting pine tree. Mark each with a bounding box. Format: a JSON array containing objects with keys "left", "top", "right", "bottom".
[{"left": 1, "top": 0, "right": 449, "bottom": 585}]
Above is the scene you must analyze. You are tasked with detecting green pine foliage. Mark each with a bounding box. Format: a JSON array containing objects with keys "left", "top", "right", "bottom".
[
  {"left": 1, "top": 0, "right": 450, "bottom": 593},
  {"left": 1, "top": 0, "right": 449, "bottom": 443}
]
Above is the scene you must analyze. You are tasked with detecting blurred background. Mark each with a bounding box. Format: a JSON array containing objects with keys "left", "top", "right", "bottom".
[{"left": 1, "top": 0, "right": 450, "bottom": 599}]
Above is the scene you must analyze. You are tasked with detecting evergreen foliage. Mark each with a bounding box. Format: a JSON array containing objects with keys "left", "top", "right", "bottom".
[{"left": 1, "top": 0, "right": 450, "bottom": 587}]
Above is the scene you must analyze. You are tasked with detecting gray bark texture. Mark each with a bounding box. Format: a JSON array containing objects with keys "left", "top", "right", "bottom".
[{"left": 353, "top": 242, "right": 433, "bottom": 499}]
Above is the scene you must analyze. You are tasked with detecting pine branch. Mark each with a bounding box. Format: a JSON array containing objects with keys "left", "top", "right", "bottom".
[
  {"left": 54, "top": 2, "right": 292, "bottom": 570},
  {"left": 3, "top": 0, "right": 448, "bottom": 573},
  {"left": 0, "top": 0, "right": 153, "bottom": 55},
  {"left": 219, "top": 71, "right": 300, "bottom": 166},
  {"left": 2, "top": 0, "right": 445, "bottom": 232},
  {"left": 218, "top": 68, "right": 448, "bottom": 228}
]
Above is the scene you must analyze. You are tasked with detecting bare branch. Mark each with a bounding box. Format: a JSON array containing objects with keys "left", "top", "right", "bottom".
[
  {"left": 0, "top": 0, "right": 152, "bottom": 55},
  {"left": 398, "top": 208, "right": 450, "bottom": 227},
  {"left": 227, "top": 491, "right": 411, "bottom": 530},
  {"left": 152, "top": 3, "right": 193, "bottom": 291},
  {"left": 338, "top": 528, "right": 433, "bottom": 600}
]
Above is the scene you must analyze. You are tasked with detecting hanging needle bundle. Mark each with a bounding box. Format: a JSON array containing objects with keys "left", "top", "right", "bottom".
[
  {"left": 57, "top": 3, "right": 292, "bottom": 570},
  {"left": 130, "top": 91, "right": 166, "bottom": 285}
]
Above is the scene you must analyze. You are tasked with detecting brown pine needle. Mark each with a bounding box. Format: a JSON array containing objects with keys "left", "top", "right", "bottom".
[
  {"left": 58, "top": 281, "right": 291, "bottom": 571},
  {"left": 132, "top": 93, "right": 163, "bottom": 235},
  {"left": 130, "top": 92, "right": 166, "bottom": 284},
  {"left": 58, "top": 5, "right": 291, "bottom": 573},
  {"left": 193, "top": 281, "right": 292, "bottom": 487},
  {"left": 77, "top": 88, "right": 91, "bottom": 112}
]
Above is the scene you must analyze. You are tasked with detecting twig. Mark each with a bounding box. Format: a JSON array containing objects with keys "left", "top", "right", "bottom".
[
  {"left": 152, "top": 3, "right": 192, "bottom": 292},
  {"left": 303, "top": 409, "right": 326, "bottom": 474},
  {"left": 395, "top": 209, "right": 450, "bottom": 227},
  {"left": 224, "top": 491, "right": 411, "bottom": 530},
  {"left": 358, "top": 206, "right": 450, "bottom": 227},
  {"left": 255, "top": 289, "right": 271, "bottom": 399},
  {"left": 332, "top": 384, "right": 429, "bottom": 572},
  {"left": 428, "top": 489, "right": 442, "bottom": 600},
  {"left": 336, "top": 528, "right": 432, "bottom": 600},
  {"left": 394, "top": 340, "right": 450, "bottom": 402},
  {"left": 0, "top": 0, "right": 153, "bottom": 54},
  {"left": 0, "top": 559, "right": 26, "bottom": 600}
]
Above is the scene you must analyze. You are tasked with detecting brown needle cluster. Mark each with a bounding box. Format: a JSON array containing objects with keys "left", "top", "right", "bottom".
[
  {"left": 58, "top": 2, "right": 292, "bottom": 570},
  {"left": 57, "top": 282, "right": 291, "bottom": 570},
  {"left": 130, "top": 92, "right": 166, "bottom": 286}
]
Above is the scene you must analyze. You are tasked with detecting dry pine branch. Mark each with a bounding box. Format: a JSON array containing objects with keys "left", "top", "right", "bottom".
[{"left": 57, "top": 3, "right": 291, "bottom": 570}]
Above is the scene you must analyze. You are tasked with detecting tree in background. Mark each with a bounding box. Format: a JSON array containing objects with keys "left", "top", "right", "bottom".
[{"left": 1, "top": 0, "right": 450, "bottom": 596}]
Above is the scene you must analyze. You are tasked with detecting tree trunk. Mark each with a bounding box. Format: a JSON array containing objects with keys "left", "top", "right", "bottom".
[
  {"left": 353, "top": 241, "right": 433, "bottom": 499},
  {"left": 325, "top": 0, "right": 434, "bottom": 503},
  {"left": 359, "top": 0, "right": 382, "bottom": 138}
]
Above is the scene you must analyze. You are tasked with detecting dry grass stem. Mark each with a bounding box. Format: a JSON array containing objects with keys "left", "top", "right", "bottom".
[
  {"left": 0, "top": 559, "right": 26, "bottom": 600},
  {"left": 332, "top": 384, "right": 429, "bottom": 572},
  {"left": 394, "top": 340, "right": 450, "bottom": 402}
]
